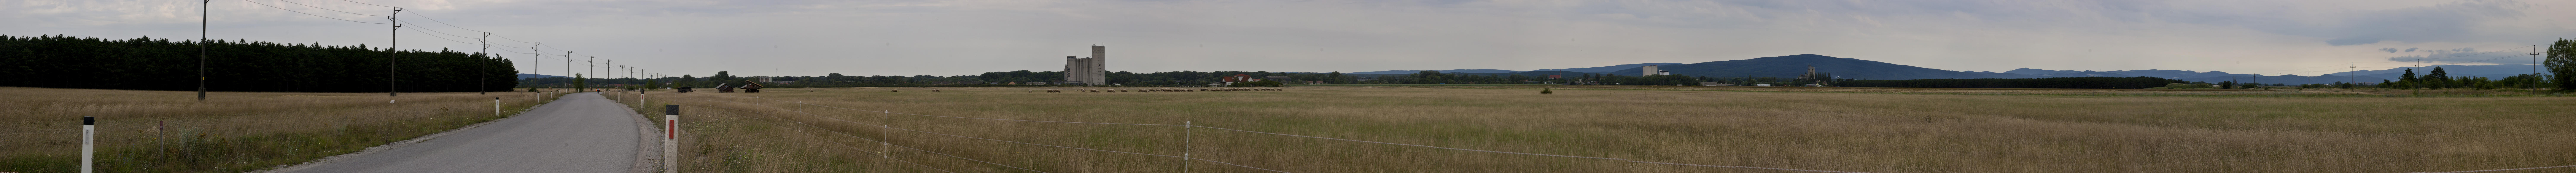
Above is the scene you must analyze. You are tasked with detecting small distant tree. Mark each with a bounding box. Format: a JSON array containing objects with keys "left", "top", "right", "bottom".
[
  {"left": 2426, "top": 67, "right": 2451, "bottom": 89},
  {"left": 574, "top": 74, "right": 587, "bottom": 91},
  {"left": 2397, "top": 69, "right": 2419, "bottom": 89},
  {"left": 1540, "top": 88, "right": 1553, "bottom": 94}
]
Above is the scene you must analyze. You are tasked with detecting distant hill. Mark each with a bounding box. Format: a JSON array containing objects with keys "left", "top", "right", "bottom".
[
  {"left": 1347, "top": 71, "right": 1598, "bottom": 77},
  {"left": 518, "top": 74, "right": 570, "bottom": 79},
  {"left": 2006, "top": 64, "right": 2545, "bottom": 85},
  {"left": 1345, "top": 69, "right": 1523, "bottom": 74},
  {"left": 1321, "top": 54, "right": 2527, "bottom": 85},
  {"left": 1528, "top": 63, "right": 1683, "bottom": 73},
  {"left": 2330, "top": 64, "right": 2541, "bottom": 79},
  {"left": 1610, "top": 54, "right": 2033, "bottom": 80}
]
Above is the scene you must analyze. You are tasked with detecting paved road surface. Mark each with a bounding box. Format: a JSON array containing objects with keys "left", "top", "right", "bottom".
[{"left": 284, "top": 92, "right": 650, "bottom": 173}]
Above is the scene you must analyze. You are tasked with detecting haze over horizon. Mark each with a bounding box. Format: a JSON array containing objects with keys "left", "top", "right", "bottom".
[{"left": 9, "top": 0, "right": 2573, "bottom": 77}]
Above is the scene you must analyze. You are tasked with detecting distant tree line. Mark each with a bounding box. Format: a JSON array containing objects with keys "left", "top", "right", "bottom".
[
  {"left": 519, "top": 38, "right": 2576, "bottom": 91},
  {"left": 1838, "top": 77, "right": 2181, "bottom": 89},
  {"left": 2375, "top": 67, "right": 2556, "bottom": 90},
  {"left": 0, "top": 35, "right": 517, "bottom": 92}
]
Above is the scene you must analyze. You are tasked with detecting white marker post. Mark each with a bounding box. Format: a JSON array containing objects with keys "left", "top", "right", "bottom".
[
  {"left": 493, "top": 97, "right": 502, "bottom": 117},
  {"left": 662, "top": 104, "right": 679, "bottom": 172},
  {"left": 81, "top": 116, "right": 94, "bottom": 173}
]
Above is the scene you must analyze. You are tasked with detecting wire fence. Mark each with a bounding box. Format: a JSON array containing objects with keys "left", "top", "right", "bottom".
[{"left": 649, "top": 94, "right": 2573, "bottom": 173}]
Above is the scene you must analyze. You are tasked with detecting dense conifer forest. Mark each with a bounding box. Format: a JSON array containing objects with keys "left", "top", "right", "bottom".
[{"left": 1, "top": 35, "right": 517, "bottom": 92}]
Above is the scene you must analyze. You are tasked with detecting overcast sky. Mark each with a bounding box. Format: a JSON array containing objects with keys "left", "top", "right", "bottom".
[{"left": 8, "top": 0, "right": 2573, "bottom": 77}]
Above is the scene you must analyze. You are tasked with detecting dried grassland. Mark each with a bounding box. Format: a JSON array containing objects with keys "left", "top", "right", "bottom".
[
  {"left": 1461, "top": 85, "right": 2562, "bottom": 97},
  {"left": 0, "top": 87, "right": 567, "bottom": 173},
  {"left": 644, "top": 86, "right": 2574, "bottom": 173}
]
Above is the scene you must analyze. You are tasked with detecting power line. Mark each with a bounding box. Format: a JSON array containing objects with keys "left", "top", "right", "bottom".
[
  {"left": 270, "top": 0, "right": 385, "bottom": 17},
  {"left": 401, "top": 11, "right": 485, "bottom": 33},
  {"left": 395, "top": 20, "right": 481, "bottom": 39},
  {"left": 496, "top": 36, "right": 536, "bottom": 43},
  {"left": 335, "top": 0, "right": 394, "bottom": 7},
  {"left": 2356, "top": 45, "right": 2536, "bottom": 64},
  {"left": 403, "top": 26, "right": 485, "bottom": 46},
  {"left": 2282, "top": 45, "right": 2540, "bottom": 76},
  {"left": 238, "top": 0, "right": 390, "bottom": 24}
]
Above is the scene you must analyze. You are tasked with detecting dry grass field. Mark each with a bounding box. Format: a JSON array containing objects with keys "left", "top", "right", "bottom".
[
  {"left": 639, "top": 86, "right": 2576, "bottom": 173},
  {"left": 0, "top": 87, "right": 568, "bottom": 173}
]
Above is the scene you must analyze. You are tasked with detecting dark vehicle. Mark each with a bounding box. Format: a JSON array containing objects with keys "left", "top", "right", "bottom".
[{"left": 740, "top": 80, "right": 765, "bottom": 93}]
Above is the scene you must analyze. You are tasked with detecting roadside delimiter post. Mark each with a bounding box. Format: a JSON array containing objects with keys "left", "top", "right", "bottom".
[
  {"left": 82, "top": 116, "right": 95, "bottom": 173},
  {"left": 663, "top": 104, "right": 679, "bottom": 172}
]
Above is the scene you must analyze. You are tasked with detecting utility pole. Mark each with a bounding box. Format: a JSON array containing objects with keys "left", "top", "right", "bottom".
[
  {"left": 198, "top": 0, "right": 208, "bottom": 101},
  {"left": 388, "top": 7, "right": 402, "bottom": 97},
  {"left": 532, "top": 42, "right": 540, "bottom": 82},
  {"left": 2305, "top": 68, "right": 2312, "bottom": 87},
  {"left": 564, "top": 51, "right": 572, "bottom": 88},
  {"left": 480, "top": 32, "right": 490, "bottom": 94},
  {"left": 2350, "top": 63, "right": 2356, "bottom": 87},
  {"left": 2536, "top": 45, "right": 2545, "bottom": 88}
]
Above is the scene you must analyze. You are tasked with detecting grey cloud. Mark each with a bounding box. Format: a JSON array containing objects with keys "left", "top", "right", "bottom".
[
  {"left": 1674, "top": 0, "right": 2529, "bottom": 46},
  {"left": 2384, "top": 47, "right": 2529, "bottom": 64},
  {"left": 2318, "top": 1, "right": 2526, "bottom": 45},
  {"left": 2405, "top": 48, "right": 2418, "bottom": 52},
  {"left": 2379, "top": 48, "right": 2399, "bottom": 53}
]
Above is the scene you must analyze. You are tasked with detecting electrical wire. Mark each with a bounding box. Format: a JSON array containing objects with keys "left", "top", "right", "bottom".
[
  {"left": 496, "top": 36, "right": 536, "bottom": 43},
  {"left": 2419, "top": 54, "right": 2529, "bottom": 66},
  {"left": 402, "top": 11, "right": 487, "bottom": 33},
  {"left": 336, "top": 0, "right": 394, "bottom": 7},
  {"left": 240, "top": 0, "right": 391, "bottom": 24},
  {"left": 396, "top": 20, "right": 484, "bottom": 39},
  {"left": 2276, "top": 45, "right": 2538, "bottom": 75},
  {"left": 2356, "top": 45, "right": 2534, "bottom": 64},
  {"left": 405, "top": 26, "right": 486, "bottom": 46},
  {"left": 271, "top": 0, "right": 385, "bottom": 17}
]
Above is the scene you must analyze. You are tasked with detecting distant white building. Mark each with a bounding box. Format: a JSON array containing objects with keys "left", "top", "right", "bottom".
[{"left": 1640, "top": 65, "right": 1660, "bottom": 76}]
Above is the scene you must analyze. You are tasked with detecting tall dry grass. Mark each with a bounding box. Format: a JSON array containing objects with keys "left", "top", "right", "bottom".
[
  {"left": 0, "top": 87, "right": 569, "bottom": 173},
  {"left": 644, "top": 86, "right": 2575, "bottom": 173}
]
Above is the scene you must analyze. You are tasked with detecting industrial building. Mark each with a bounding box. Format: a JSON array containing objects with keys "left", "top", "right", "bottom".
[
  {"left": 1062, "top": 46, "right": 1107, "bottom": 85},
  {"left": 1640, "top": 65, "right": 1658, "bottom": 76}
]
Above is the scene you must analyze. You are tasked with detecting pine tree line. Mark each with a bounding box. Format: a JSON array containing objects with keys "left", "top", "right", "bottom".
[{"left": 0, "top": 35, "right": 518, "bottom": 92}]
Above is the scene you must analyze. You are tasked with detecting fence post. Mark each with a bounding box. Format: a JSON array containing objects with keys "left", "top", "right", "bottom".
[
  {"left": 81, "top": 116, "right": 94, "bottom": 173},
  {"left": 1183, "top": 121, "right": 1192, "bottom": 173},
  {"left": 881, "top": 110, "right": 890, "bottom": 159},
  {"left": 493, "top": 97, "right": 501, "bottom": 117},
  {"left": 664, "top": 104, "right": 679, "bottom": 173}
]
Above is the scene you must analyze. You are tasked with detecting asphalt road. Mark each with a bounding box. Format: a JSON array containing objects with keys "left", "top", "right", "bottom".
[{"left": 283, "top": 92, "right": 650, "bottom": 173}]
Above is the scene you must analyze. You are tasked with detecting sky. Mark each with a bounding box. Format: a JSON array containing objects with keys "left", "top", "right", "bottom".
[{"left": 7, "top": 0, "right": 2573, "bottom": 78}]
